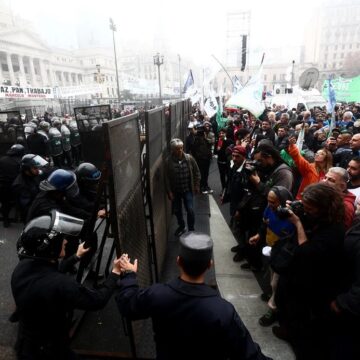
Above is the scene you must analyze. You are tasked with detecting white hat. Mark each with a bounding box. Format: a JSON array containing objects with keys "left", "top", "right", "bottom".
[{"left": 188, "top": 122, "right": 195, "bottom": 129}]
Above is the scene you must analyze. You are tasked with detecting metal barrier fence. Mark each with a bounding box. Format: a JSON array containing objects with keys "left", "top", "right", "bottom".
[{"left": 103, "top": 113, "right": 153, "bottom": 355}]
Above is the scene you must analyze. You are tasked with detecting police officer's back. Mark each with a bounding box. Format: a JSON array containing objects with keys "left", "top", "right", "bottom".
[
  {"left": 0, "top": 144, "right": 24, "bottom": 226},
  {"left": 11, "top": 210, "right": 122, "bottom": 360},
  {"left": 27, "top": 127, "right": 50, "bottom": 159},
  {"left": 12, "top": 154, "right": 48, "bottom": 222},
  {"left": 116, "top": 232, "right": 272, "bottom": 360}
]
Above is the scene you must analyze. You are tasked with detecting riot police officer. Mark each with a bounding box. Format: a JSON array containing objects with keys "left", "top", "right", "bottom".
[
  {"left": 12, "top": 154, "right": 48, "bottom": 223},
  {"left": 49, "top": 119, "right": 63, "bottom": 167},
  {"left": 69, "top": 120, "right": 81, "bottom": 166},
  {"left": 73, "top": 162, "right": 102, "bottom": 211},
  {"left": 0, "top": 144, "right": 24, "bottom": 227},
  {"left": 61, "top": 119, "right": 73, "bottom": 168},
  {"left": 11, "top": 210, "right": 122, "bottom": 360},
  {"left": 27, "top": 169, "right": 91, "bottom": 223},
  {"left": 27, "top": 123, "right": 50, "bottom": 159}
]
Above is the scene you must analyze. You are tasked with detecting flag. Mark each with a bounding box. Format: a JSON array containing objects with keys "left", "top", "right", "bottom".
[
  {"left": 233, "top": 76, "right": 243, "bottom": 94},
  {"left": 204, "top": 92, "right": 218, "bottom": 118},
  {"left": 326, "top": 78, "right": 337, "bottom": 136},
  {"left": 296, "top": 125, "right": 305, "bottom": 151},
  {"left": 183, "top": 70, "right": 194, "bottom": 94},
  {"left": 216, "top": 94, "right": 227, "bottom": 130},
  {"left": 225, "top": 57, "right": 265, "bottom": 118},
  {"left": 326, "top": 78, "right": 336, "bottom": 114}
]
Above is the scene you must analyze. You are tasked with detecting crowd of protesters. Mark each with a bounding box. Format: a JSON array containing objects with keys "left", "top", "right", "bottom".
[{"left": 182, "top": 102, "right": 360, "bottom": 360}]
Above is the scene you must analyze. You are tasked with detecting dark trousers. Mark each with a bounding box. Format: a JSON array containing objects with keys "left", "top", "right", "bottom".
[
  {"left": 52, "top": 154, "right": 63, "bottom": 168},
  {"left": 233, "top": 207, "right": 264, "bottom": 269},
  {"left": 217, "top": 162, "right": 228, "bottom": 190},
  {"left": 196, "top": 158, "right": 211, "bottom": 190},
  {"left": 172, "top": 191, "right": 195, "bottom": 231},
  {"left": 72, "top": 145, "right": 81, "bottom": 166},
  {"left": 0, "top": 185, "right": 14, "bottom": 221},
  {"left": 63, "top": 150, "right": 73, "bottom": 168}
]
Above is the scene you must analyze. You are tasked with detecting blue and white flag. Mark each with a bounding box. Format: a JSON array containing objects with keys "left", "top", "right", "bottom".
[
  {"left": 326, "top": 78, "right": 336, "bottom": 114},
  {"left": 183, "top": 70, "right": 194, "bottom": 94},
  {"left": 233, "top": 75, "right": 243, "bottom": 94}
]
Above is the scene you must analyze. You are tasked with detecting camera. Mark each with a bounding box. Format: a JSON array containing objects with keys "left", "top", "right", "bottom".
[
  {"left": 276, "top": 200, "right": 304, "bottom": 219},
  {"left": 244, "top": 160, "right": 261, "bottom": 175}
]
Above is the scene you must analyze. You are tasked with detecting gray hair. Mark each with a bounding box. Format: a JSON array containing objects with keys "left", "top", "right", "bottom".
[
  {"left": 170, "top": 138, "right": 183, "bottom": 150},
  {"left": 343, "top": 111, "right": 353, "bottom": 120},
  {"left": 328, "top": 166, "right": 349, "bottom": 183}
]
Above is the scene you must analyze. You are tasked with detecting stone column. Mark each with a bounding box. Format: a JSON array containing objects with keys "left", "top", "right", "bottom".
[
  {"left": 38, "top": 59, "right": 48, "bottom": 87},
  {"left": 6, "top": 53, "right": 16, "bottom": 85},
  {"left": 18, "top": 55, "right": 26, "bottom": 86},
  {"left": 29, "top": 57, "right": 37, "bottom": 87}
]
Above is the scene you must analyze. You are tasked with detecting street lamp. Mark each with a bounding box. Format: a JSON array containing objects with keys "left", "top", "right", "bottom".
[
  {"left": 109, "top": 18, "right": 121, "bottom": 106},
  {"left": 291, "top": 60, "right": 295, "bottom": 90},
  {"left": 153, "top": 52, "right": 164, "bottom": 105},
  {"left": 178, "top": 54, "right": 182, "bottom": 99}
]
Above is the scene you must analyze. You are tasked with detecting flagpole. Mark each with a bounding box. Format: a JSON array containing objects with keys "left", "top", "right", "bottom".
[{"left": 211, "top": 54, "right": 235, "bottom": 90}]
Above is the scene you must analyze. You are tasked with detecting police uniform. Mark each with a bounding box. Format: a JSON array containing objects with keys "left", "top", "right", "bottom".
[
  {"left": 48, "top": 126, "right": 63, "bottom": 167},
  {"left": 11, "top": 211, "right": 120, "bottom": 360},
  {"left": 61, "top": 123, "right": 73, "bottom": 167},
  {"left": 116, "top": 232, "right": 271, "bottom": 360},
  {"left": 0, "top": 146, "right": 23, "bottom": 225}
]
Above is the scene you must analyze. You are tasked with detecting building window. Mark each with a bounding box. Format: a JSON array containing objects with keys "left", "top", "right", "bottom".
[
  {"left": 324, "top": 63, "right": 327, "bottom": 69},
  {"left": 273, "top": 74, "right": 276, "bottom": 81},
  {"left": 342, "top": 44, "right": 345, "bottom": 50},
  {"left": 349, "top": 44, "right": 352, "bottom": 49},
  {"left": 280, "top": 74, "right": 286, "bottom": 81},
  {"left": 334, "top": 45, "right": 338, "bottom": 50},
  {"left": 333, "top": 62, "right": 336, "bottom": 68},
  {"left": 264, "top": 74, "right": 267, "bottom": 81},
  {"left": 334, "top": 53, "right": 337, "bottom": 59}
]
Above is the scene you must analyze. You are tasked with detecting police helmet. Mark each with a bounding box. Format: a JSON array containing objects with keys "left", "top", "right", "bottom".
[
  {"left": 17, "top": 210, "right": 84, "bottom": 259},
  {"left": 39, "top": 169, "right": 79, "bottom": 197},
  {"left": 75, "top": 162, "right": 101, "bottom": 182},
  {"left": 7, "top": 144, "right": 25, "bottom": 157},
  {"left": 21, "top": 154, "right": 48, "bottom": 171},
  {"left": 39, "top": 121, "right": 50, "bottom": 131},
  {"left": 52, "top": 119, "right": 61, "bottom": 128}
]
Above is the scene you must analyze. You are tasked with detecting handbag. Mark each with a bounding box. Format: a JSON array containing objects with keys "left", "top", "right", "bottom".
[{"left": 269, "top": 234, "right": 298, "bottom": 275}]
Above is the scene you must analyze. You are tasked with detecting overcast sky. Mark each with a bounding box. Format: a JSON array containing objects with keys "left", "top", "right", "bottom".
[{"left": 10, "top": 0, "right": 325, "bottom": 66}]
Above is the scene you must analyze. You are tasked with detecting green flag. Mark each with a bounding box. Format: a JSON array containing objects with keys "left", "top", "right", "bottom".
[{"left": 216, "top": 95, "right": 227, "bottom": 131}]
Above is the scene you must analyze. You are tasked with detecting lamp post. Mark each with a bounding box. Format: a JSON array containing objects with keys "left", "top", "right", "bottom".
[
  {"left": 178, "top": 54, "right": 182, "bottom": 99},
  {"left": 109, "top": 18, "right": 121, "bottom": 107},
  {"left": 291, "top": 60, "right": 295, "bottom": 90},
  {"left": 153, "top": 52, "right": 164, "bottom": 105}
]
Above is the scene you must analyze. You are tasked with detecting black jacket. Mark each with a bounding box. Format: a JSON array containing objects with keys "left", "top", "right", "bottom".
[
  {"left": 12, "top": 173, "right": 41, "bottom": 220},
  {"left": 26, "top": 191, "right": 91, "bottom": 223},
  {"left": 336, "top": 221, "right": 360, "bottom": 316},
  {"left": 11, "top": 258, "right": 119, "bottom": 359},
  {"left": 26, "top": 132, "right": 50, "bottom": 157},
  {"left": 116, "top": 274, "right": 271, "bottom": 360},
  {"left": 0, "top": 154, "right": 21, "bottom": 187}
]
